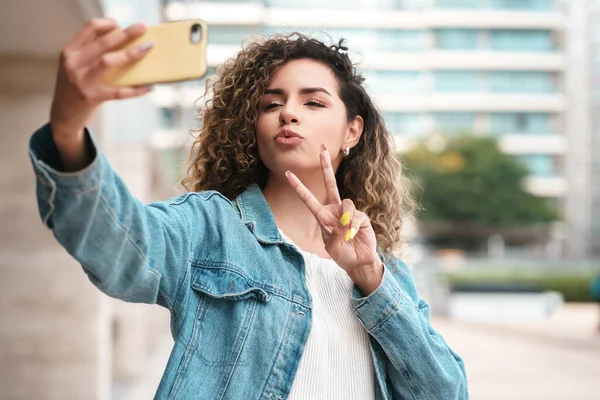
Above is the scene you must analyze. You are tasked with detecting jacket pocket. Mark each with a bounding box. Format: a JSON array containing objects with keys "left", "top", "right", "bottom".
[
  {"left": 168, "top": 264, "right": 283, "bottom": 399},
  {"left": 191, "top": 264, "right": 272, "bottom": 303},
  {"left": 184, "top": 264, "right": 271, "bottom": 368}
]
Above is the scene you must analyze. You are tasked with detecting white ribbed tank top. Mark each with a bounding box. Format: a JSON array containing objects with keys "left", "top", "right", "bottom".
[{"left": 280, "top": 230, "right": 376, "bottom": 400}]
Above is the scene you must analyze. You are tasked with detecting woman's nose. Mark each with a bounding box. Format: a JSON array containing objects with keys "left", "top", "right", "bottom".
[{"left": 280, "top": 104, "right": 300, "bottom": 125}]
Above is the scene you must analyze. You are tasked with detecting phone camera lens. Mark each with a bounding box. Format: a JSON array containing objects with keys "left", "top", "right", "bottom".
[{"left": 190, "top": 23, "right": 202, "bottom": 43}]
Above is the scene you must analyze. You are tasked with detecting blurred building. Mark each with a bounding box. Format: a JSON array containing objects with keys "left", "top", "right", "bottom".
[
  {"left": 154, "top": 0, "right": 598, "bottom": 257},
  {"left": 0, "top": 1, "right": 172, "bottom": 399},
  {"left": 587, "top": 1, "right": 600, "bottom": 257},
  {"left": 559, "top": 0, "right": 600, "bottom": 259},
  {"left": 0, "top": 2, "right": 112, "bottom": 400}
]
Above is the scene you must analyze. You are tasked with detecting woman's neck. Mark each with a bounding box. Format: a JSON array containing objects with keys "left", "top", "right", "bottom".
[{"left": 262, "top": 172, "right": 330, "bottom": 256}]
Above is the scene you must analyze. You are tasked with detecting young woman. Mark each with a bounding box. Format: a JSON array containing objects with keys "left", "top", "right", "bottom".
[{"left": 29, "top": 19, "right": 468, "bottom": 399}]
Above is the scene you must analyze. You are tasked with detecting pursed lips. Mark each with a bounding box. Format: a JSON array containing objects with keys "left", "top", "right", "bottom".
[
  {"left": 274, "top": 128, "right": 304, "bottom": 145},
  {"left": 275, "top": 128, "right": 303, "bottom": 140}
]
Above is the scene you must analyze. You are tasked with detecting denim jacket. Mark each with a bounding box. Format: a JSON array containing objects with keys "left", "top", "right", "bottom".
[{"left": 29, "top": 123, "right": 468, "bottom": 400}]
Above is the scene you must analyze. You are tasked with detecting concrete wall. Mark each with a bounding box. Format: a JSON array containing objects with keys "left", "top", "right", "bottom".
[
  {"left": 0, "top": 55, "right": 112, "bottom": 400},
  {"left": 0, "top": 53, "right": 171, "bottom": 400},
  {"left": 563, "top": 0, "right": 593, "bottom": 259}
]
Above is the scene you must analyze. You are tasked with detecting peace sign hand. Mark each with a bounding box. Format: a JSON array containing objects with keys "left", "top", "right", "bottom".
[{"left": 285, "top": 145, "right": 384, "bottom": 295}]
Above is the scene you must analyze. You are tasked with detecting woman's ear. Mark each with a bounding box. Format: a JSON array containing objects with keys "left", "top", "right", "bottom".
[{"left": 344, "top": 115, "right": 364, "bottom": 150}]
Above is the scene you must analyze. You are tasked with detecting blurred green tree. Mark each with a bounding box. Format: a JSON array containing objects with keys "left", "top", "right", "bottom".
[{"left": 402, "top": 134, "right": 557, "bottom": 227}]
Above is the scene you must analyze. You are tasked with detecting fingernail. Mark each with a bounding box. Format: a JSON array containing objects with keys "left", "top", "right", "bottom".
[
  {"left": 320, "top": 144, "right": 327, "bottom": 152},
  {"left": 285, "top": 170, "right": 291, "bottom": 177},
  {"left": 349, "top": 228, "right": 357, "bottom": 240},
  {"left": 340, "top": 211, "right": 351, "bottom": 226},
  {"left": 138, "top": 42, "right": 154, "bottom": 52},
  {"left": 344, "top": 229, "right": 351, "bottom": 242},
  {"left": 130, "top": 23, "right": 146, "bottom": 31}
]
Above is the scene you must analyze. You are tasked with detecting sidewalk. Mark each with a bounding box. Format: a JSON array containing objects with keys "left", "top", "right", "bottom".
[{"left": 432, "top": 303, "right": 600, "bottom": 400}]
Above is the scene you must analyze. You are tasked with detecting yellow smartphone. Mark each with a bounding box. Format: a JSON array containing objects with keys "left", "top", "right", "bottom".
[{"left": 103, "top": 20, "right": 208, "bottom": 87}]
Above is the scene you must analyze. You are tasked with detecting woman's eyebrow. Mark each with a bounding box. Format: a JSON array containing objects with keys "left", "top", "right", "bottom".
[{"left": 263, "top": 87, "right": 332, "bottom": 96}]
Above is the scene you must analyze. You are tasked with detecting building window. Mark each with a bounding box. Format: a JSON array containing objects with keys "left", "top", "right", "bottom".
[
  {"left": 263, "top": 0, "right": 402, "bottom": 8},
  {"left": 435, "top": 0, "right": 481, "bottom": 8},
  {"left": 490, "top": 0, "right": 551, "bottom": 11},
  {"left": 436, "top": 0, "right": 552, "bottom": 10},
  {"left": 433, "top": 112, "right": 476, "bottom": 134},
  {"left": 434, "top": 71, "right": 481, "bottom": 92},
  {"left": 489, "top": 71, "right": 556, "bottom": 93},
  {"left": 382, "top": 112, "right": 423, "bottom": 136},
  {"left": 435, "top": 29, "right": 479, "bottom": 50},
  {"left": 489, "top": 30, "right": 555, "bottom": 52},
  {"left": 516, "top": 154, "right": 558, "bottom": 177},
  {"left": 207, "top": 26, "right": 259, "bottom": 45},
  {"left": 363, "top": 70, "right": 423, "bottom": 93},
  {"left": 490, "top": 113, "right": 554, "bottom": 134},
  {"left": 159, "top": 108, "right": 175, "bottom": 129},
  {"left": 264, "top": 28, "right": 425, "bottom": 52}
]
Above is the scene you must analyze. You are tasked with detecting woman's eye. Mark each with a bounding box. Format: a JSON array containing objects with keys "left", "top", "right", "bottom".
[
  {"left": 263, "top": 102, "right": 281, "bottom": 111},
  {"left": 306, "top": 100, "right": 325, "bottom": 107}
]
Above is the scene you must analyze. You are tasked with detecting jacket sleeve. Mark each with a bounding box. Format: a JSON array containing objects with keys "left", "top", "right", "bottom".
[
  {"left": 352, "top": 259, "right": 469, "bottom": 399},
  {"left": 28, "top": 122, "right": 201, "bottom": 311}
]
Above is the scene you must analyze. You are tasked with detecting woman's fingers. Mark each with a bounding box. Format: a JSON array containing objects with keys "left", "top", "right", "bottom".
[
  {"left": 339, "top": 200, "right": 371, "bottom": 243},
  {"left": 65, "top": 18, "right": 119, "bottom": 53},
  {"left": 85, "top": 41, "right": 153, "bottom": 81},
  {"left": 345, "top": 211, "right": 371, "bottom": 242},
  {"left": 75, "top": 23, "right": 147, "bottom": 67},
  {"left": 339, "top": 199, "right": 356, "bottom": 241},
  {"left": 320, "top": 144, "right": 342, "bottom": 205},
  {"left": 285, "top": 171, "right": 323, "bottom": 217}
]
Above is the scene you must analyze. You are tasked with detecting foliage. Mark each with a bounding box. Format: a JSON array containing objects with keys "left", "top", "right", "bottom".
[{"left": 402, "top": 135, "right": 558, "bottom": 225}]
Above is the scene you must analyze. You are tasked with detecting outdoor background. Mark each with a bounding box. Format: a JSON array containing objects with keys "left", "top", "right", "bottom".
[{"left": 1, "top": 0, "right": 599, "bottom": 399}]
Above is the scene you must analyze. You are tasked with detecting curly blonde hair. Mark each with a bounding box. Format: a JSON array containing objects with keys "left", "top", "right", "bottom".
[{"left": 181, "top": 33, "right": 416, "bottom": 263}]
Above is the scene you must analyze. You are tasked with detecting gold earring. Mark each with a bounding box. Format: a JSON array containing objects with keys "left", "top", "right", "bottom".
[{"left": 343, "top": 147, "right": 350, "bottom": 157}]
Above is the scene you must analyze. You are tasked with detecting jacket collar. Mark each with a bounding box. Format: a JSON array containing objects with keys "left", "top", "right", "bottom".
[{"left": 235, "top": 183, "right": 285, "bottom": 245}]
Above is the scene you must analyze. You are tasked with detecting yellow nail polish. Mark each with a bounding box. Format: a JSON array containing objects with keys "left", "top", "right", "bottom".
[
  {"left": 349, "top": 228, "right": 357, "bottom": 240},
  {"left": 340, "top": 211, "right": 351, "bottom": 226},
  {"left": 344, "top": 229, "right": 351, "bottom": 242}
]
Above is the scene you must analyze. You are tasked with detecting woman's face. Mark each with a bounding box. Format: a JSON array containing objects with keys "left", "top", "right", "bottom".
[{"left": 256, "top": 58, "right": 361, "bottom": 178}]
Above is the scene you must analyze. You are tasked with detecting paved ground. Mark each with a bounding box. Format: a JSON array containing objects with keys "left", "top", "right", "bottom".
[
  {"left": 117, "top": 304, "right": 600, "bottom": 400},
  {"left": 434, "top": 304, "right": 600, "bottom": 400}
]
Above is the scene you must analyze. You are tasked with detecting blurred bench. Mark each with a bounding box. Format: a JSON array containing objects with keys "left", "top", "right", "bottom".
[{"left": 447, "top": 284, "right": 564, "bottom": 322}]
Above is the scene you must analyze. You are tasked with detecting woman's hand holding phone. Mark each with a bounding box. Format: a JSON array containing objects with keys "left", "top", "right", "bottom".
[{"left": 50, "top": 18, "right": 153, "bottom": 171}]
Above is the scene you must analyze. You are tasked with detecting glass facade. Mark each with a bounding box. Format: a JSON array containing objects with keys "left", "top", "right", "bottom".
[
  {"left": 489, "top": 30, "right": 554, "bottom": 52},
  {"left": 382, "top": 112, "right": 423, "bottom": 136},
  {"left": 434, "top": 71, "right": 481, "bottom": 92},
  {"left": 435, "top": 0, "right": 481, "bottom": 8},
  {"left": 516, "top": 154, "right": 558, "bottom": 177},
  {"left": 208, "top": 26, "right": 557, "bottom": 53},
  {"left": 434, "top": 71, "right": 555, "bottom": 93},
  {"left": 363, "top": 71, "right": 423, "bottom": 93},
  {"left": 490, "top": 113, "right": 554, "bottom": 134},
  {"left": 435, "top": 29, "right": 479, "bottom": 50},
  {"left": 198, "top": 0, "right": 552, "bottom": 9},
  {"left": 436, "top": 0, "right": 552, "bottom": 10},
  {"left": 158, "top": 107, "right": 175, "bottom": 128},
  {"left": 433, "top": 112, "right": 476, "bottom": 133},
  {"left": 207, "top": 26, "right": 258, "bottom": 45},
  {"left": 263, "top": 27, "right": 425, "bottom": 52},
  {"left": 435, "top": 29, "right": 556, "bottom": 52},
  {"left": 263, "top": 0, "right": 418, "bottom": 8},
  {"left": 490, "top": 71, "right": 556, "bottom": 93},
  {"left": 490, "top": 0, "right": 551, "bottom": 11}
]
